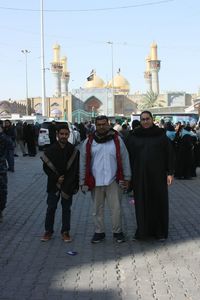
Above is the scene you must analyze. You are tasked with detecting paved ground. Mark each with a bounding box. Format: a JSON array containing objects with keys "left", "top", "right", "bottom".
[{"left": 1, "top": 152, "right": 200, "bottom": 300}]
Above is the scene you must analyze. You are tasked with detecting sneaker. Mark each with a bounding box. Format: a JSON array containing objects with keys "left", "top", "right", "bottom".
[
  {"left": 40, "top": 231, "right": 52, "bottom": 242},
  {"left": 91, "top": 232, "right": 105, "bottom": 244},
  {"left": 0, "top": 211, "right": 3, "bottom": 223},
  {"left": 113, "top": 232, "right": 125, "bottom": 243},
  {"left": 62, "top": 231, "right": 72, "bottom": 242}
]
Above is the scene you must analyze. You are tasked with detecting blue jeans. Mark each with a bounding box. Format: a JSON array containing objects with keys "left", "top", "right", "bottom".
[{"left": 44, "top": 192, "right": 72, "bottom": 234}]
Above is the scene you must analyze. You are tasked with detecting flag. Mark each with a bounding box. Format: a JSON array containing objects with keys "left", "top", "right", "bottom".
[{"left": 87, "top": 69, "right": 94, "bottom": 81}]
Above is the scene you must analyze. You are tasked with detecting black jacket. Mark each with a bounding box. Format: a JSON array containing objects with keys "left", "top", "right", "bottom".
[{"left": 42, "top": 141, "right": 79, "bottom": 195}]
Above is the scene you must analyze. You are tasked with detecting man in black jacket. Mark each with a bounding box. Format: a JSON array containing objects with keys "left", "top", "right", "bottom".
[
  {"left": 0, "top": 121, "right": 13, "bottom": 222},
  {"left": 40, "top": 124, "right": 79, "bottom": 242}
]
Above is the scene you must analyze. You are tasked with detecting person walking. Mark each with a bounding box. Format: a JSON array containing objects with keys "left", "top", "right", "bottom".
[
  {"left": 126, "top": 111, "right": 174, "bottom": 241},
  {"left": 40, "top": 124, "right": 79, "bottom": 242},
  {"left": 24, "top": 124, "right": 37, "bottom": 157},
  {"left": 0, "top": 121, "right": 13, "bottom": 222},
  {"left": 80, "top": 115, "right": 131, "bottom": 244},
  {"left": 15, "top": 121, "right": 27, "bottom": 156},
  {"left": 48, "top": 120, "right": 57, "bottom": 145},
  {"left": 175, "top": 125, "right": 197, "bottom": 179},
  {"left": 3, "top": 119, "right": 15, "bottom": 172}
]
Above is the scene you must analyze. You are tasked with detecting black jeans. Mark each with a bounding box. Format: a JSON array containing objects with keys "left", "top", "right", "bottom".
[{"left": 44, "top": 192, "right": 72, "bottom": 234}]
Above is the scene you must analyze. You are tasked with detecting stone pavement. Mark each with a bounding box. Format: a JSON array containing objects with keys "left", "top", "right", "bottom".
[{"left": 1, "top": 153, "right": 200, "bottom": 300}]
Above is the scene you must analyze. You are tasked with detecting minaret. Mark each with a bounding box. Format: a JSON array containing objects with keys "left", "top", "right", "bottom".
[
  {"left": 144, "top": 55, "right": 152, "bottom": 92},
  {"left": 61, "top": 56, "right": 70, "bottom": 96},
  {"left": 51, "top": 44, "right": 62, "bottom": 97},
  {"left": 149, "top": 42, "right": 161, "bottom": 94}
]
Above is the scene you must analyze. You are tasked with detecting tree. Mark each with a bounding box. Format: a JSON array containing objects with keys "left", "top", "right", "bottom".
[{"left": 138, "top": 91, "right": 165, "bottom": 110}]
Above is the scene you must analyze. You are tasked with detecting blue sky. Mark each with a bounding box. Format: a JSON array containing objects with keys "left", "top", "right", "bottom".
[{"left": 0, "top": 0, "right": 199, "bottom": 100}]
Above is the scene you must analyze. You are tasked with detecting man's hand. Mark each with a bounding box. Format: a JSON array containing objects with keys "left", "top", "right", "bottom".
[
  {"left": 57, "top": 175, "right": 64, "bottom": 185},
  {"left": 123, "top": 180, "right": 130, "bottom": 190},
  {"left": 167, "top": 175, "right": 173, "bottom": 186},
  {"left": 119, "top": 180, "right": 130, "bottom": 190},
  {"left": 80, "top": 185, "right": 89, "bottom": 194}
]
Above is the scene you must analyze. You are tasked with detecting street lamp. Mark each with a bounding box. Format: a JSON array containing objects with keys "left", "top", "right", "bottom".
[
  {"left": 40, "top": 0, "right": 47, "bottom": 117},
  {"left": 21, "top": 49, "right": 31, "bottom": 115},
  {"left": 107, "top": 41, "right": 114, "bottom": 116}
]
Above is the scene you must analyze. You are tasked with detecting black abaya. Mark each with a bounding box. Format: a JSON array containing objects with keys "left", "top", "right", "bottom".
[{"left": 126, "top": 125, "right": 174, "bottom": 239}]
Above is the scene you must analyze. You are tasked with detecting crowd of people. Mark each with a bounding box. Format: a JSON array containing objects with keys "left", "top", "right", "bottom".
[{"left": 1, "top": 113, "right": 200, "bottom": 243}]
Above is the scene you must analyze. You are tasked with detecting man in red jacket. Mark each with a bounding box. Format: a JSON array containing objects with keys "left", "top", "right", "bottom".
[{"left": 80, "top": 115, "right": 131, "bottom": 244}]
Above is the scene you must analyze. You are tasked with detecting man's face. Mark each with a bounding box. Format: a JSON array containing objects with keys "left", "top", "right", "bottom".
[
  {"left": 5, "top": 121, "right": 11, "bottom": 128},
  {"left": 140, "top": 113, "right": 153, "bottom": 129},
  {"left": 57, "top": 129, "right": 69, "bottom": 145},
  {"left": 95, "top": 119, "right": 110, "bottom": 135}
]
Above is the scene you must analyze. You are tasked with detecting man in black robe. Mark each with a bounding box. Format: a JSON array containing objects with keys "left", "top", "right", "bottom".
[
  {"left": 126, "top": 111, "right": 174, "bottom": 241},
  {"left": 40, "top": 124, "right": 79, "bottom": 242}
]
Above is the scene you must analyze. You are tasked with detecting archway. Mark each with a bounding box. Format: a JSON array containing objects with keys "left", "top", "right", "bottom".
[{"left": 84, "top": 96, "right": 102, "bottom": 113}]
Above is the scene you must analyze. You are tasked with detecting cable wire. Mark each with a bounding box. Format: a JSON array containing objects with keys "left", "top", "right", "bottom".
[{"left": 0, "top": 0, "right": 175, "bottom": 13}]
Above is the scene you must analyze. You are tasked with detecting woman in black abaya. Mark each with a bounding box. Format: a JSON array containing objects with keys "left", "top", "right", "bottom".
[{"left": 126, "top": 111, "right": 174, "bottom": 241}]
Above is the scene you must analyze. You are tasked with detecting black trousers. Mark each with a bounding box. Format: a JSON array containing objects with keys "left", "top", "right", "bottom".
[
  {"left": 0, "top": 173, "right": 7, "bottom": 212},
  {"left": 44, "top": 192, "right": 72, "bottom": 234}
]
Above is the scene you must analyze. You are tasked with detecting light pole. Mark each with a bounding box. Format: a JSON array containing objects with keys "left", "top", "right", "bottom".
[
  {"left": 40, "top": 0, "right": 46, "bottom": 116},
  {"left": 107, "top": 41, "right": 114, "bottom": 116},
  {"left": 21, "top": 49, "right": 31, "bottom": 115}
]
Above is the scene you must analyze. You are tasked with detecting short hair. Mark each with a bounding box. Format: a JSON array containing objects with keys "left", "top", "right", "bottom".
[
  {"left": 122, "top": 124, "right": 127, "bottom": 129},
  {"left": 5, "top": 119, "right": 11, "bottom": 125},
  {"left": 131, "top": 119, "right": 140, "bottom": 130},
  {"left": 95, "top": 115, "right": 108, "bottom": 124},
  {"left": 140, "top": 110, "right": 153, "bottom": 119},
  {"left": 56, "top": 124, "right": 69, "bottom": 133}
]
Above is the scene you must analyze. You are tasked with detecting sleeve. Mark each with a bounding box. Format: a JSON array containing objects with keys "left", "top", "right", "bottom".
[
  {"left": 42, "top": 151, "right": 60, "bottom": 183},
  {"left": 6, "top": 135, "right": 14, "bottom": 150},
  {"left": 119, "top": 136, "right": 132, "bottom": 181},
  {"left": 79, "top": 139, "right": 88, "bottom": 185}
]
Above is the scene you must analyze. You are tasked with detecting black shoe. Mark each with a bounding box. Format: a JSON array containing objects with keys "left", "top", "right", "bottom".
[
  {"left": 132, "top": 236, "right": 139, "bottom": 241},
  {"left": 113, "top": 232, "right": 125, "bottom": 243},
  {"left": 14, "top": 154, "right": 19, "bottom": 157},
  {"left": 91, "top": 232, "right": 105, "bottom": 244},
  {"left": 156, "top": 237, "right": 167, "bottom": 242},
  {"left": 23, "top": 153, "right": 28, "bottom": 157}
]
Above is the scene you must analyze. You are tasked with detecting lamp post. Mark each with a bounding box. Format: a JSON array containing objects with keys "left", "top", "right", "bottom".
[
  {"left": 40, "top": 0, "right": 46, "bottom": 117},
  {"left": 21, "top": 49, "right": 31, "bottom": 115},
  {"left": 107, "top": 41, "right": 114, "bottom": 116}
]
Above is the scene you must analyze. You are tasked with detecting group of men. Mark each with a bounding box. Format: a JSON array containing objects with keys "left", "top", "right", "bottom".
[{"left": 40, "top": 112, "right": 174, "bottom": 244}]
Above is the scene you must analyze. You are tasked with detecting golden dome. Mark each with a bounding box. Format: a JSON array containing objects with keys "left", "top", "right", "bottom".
[
  {"left": 108, "top": 71, "right": 130, "bottom": 91},
  {"left": 84, "top": 72, "right": 105, "bottom": 89}
]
